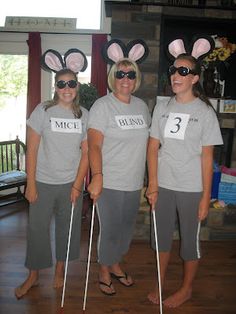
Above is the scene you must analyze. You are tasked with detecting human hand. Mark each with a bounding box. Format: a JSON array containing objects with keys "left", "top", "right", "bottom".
[
  {"left": 87, "top": 175, "right": 103, "bottom": 203},
  {"left": 198, "top": 195, "right": 211, "bottom": 221},
  {"left": 71, "top": 186, "right": 81, "bottom": 204},
  {"left": 25, "top": 182, "right": 38, "bottom": 203},
  {"left": 145, "top": 186, "right": 158, "bottom": 210}
]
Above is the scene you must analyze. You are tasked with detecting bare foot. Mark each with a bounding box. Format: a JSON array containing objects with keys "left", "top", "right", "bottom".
[
  {"left": 53, "top": 261, "right": 64, "bottom": 289},
  {"left": 53, "top": 276, "right": 64, "bottom": 288},
  {"left": 15, "top": 273, "right": 39, "bottom": 299},
  {"left": 147, "top": 288, "right": 160, "bottom": 305},
  {"left": 163, "top": 288, "right": 192, "bottom": 308}
]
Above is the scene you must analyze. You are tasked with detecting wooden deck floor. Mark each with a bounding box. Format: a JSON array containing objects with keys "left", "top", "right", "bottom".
[{"left": 0, "top": 200, "right": 236, "bottom": 314}]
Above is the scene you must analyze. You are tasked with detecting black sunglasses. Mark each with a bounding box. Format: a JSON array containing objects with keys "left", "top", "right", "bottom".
[
  {"left": 169, "top": 65, "right": 196, "bottom": 76},
  {"left": 115, "top": 70, "right": 136, "bottom": 80},
  {"left": 56, "top": 80, "right": 78, "bottom": 89}
]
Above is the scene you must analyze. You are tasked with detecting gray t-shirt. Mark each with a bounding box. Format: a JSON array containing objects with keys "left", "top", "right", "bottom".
[
  {"left": 27, "top": 103, "right": 88, "bottom": 184},
  {"left": 88, "top": 93, "right": 151, "bottom": 191},
  {"left": 150, "top": 97, "right": 223, "bottom": 192}
]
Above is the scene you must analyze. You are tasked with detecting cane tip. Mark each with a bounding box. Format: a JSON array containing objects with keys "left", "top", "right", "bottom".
[{"left": 59, "top": 307, "right": 64, "bottom": 314}]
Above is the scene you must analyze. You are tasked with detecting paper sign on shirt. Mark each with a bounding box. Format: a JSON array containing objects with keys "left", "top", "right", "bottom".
[
  {"left": 164, "top": 112, "right": 190, "bottom": 140},
  {"left": 115, "top": 115, "right": 146, "bottom": 130},
  {"left": 51, "top": 118, "right": 82, "bottom": 133}
]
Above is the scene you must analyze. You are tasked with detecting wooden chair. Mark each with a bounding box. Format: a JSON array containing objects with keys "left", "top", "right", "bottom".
[{"left": 0, "top": 136, "right": 27, "bottom": 207}]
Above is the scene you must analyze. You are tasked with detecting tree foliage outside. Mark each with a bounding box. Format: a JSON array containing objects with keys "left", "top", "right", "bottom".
[
  {"left": 0, "top": 55, "right": 28, "bottom": 141},
  {"left": 79, "top": 82, "right": 99, "bottom": 111},
  {"left": 0, "top": 55, "right": 28, "bottom": 108}
]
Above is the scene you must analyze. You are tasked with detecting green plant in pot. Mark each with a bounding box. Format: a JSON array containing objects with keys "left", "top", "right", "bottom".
[{"left": 79, "top": 83, "right": 99, "bottom": 111}]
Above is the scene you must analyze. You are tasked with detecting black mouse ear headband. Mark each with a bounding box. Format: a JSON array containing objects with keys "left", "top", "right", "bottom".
[
  {"left": 168, "top": 36, "right": 215, "bottom": 60},
  {"left": 41, "top": 48, "right": 88, "bottom": 73},
  {"left": 102, "top": 38, "right": 149, "bottom": 64}
]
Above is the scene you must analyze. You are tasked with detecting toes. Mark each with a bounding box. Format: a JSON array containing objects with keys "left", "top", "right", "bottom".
[
  {"left": 99, "top": 281, "right": 116, "bottom": 295},
  {"left": 15, "top": 280, "right": 39, "bottom": 299},
  {"left": 148, "top": 292, "right": 160, "bottom": 304},
  {"left": 53, "top": 277, "right": 64, "bottom": 289},
  {"left": 15, "top": 286, "right": 24, "bottom": 299}
]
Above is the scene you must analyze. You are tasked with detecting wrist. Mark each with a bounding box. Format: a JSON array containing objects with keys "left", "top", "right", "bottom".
[
  {"left": 147, "top": 185, "right": 158, "bottom": 192},
  {"left": 27, "top": 177, "right": 36, "bottom": 183},
  {"left": 148, "top": 181, "right": 158, "bottom": 188},
  {"left": 72, "top": 185, "right": 82, "bottom": 193},
  {"left": 92, "top": 172, "right": 103, "bottom": 177},
  {"left": 202, "top": 192, "right": 211, "bottom": 199},
  {"left": 147, "top": 190, "right": 158, "bottom": 195}
]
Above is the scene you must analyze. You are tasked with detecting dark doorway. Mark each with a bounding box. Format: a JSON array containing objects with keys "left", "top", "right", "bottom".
[{"left": 158, "top": 15, "right": 236, "bottom": 99}]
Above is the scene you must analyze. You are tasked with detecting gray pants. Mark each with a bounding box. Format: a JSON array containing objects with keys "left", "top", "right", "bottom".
[
  {"left": 25, "top": 182, "right": 82, "bottom": 270},
  {"left": 97, "top": 188, "right": 141, "bottom": 266},
  {"left": 152, "top": 187, "right": 202, "bottom": 261}
]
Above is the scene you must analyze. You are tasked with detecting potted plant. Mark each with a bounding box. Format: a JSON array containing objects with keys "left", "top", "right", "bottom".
[{"left": 79, "top": 82, "right": 99, "bottom": 111}]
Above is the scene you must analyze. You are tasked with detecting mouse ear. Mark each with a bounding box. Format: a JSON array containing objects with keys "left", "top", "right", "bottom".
[
  {"left": 168, "top": 39, "right": 186, "bottom": 59},
  {"left": 64, "top": 48, "right": 88, "bottom": 73},
  {"left": 102, "top": 39, "right": 127, "bottom": 64},
  {"left": 41, "top": 49, "right": 64, "bottom": 73},
  {"left": 127, "top": 39, "right": 149, "bottom": 63},
  {"left": 191, "top": 37, "right": 215, "bottom": 59}
]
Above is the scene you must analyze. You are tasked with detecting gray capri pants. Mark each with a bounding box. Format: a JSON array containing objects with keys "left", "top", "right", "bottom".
[
  {"left": 25, "top": 181, "right": 82, "bottom": 270},
  {"left": 152, "top": 187, "right": 202, "bottom": 261},
  {"left": 97, "top": 188, "right": 141, "bottom": 266}
]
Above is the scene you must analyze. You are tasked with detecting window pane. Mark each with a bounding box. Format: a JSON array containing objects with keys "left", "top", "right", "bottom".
[
  {"left": 0, "top": 55, "right": 28, "bottom": 142},
  {"left": 0, "top": 0, "right": 101, "bottom": 29}
]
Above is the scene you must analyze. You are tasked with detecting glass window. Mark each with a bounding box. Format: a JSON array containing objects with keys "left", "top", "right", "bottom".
[
  {"left": 0, "top": 0, "right": 102, "bottom": 30},
  {"left": 0, "top": 54, "right": 28, "bottom": 142}
]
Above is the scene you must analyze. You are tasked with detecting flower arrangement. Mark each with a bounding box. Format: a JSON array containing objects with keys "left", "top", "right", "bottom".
[
  {"left": 202, "top": 36, "right": 236, "bottom": 97},
  {"left": 203, "top": 36, "right": 236, "bottom": 68}
]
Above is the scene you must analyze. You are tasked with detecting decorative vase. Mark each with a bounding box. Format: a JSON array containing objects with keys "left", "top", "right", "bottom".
[
  {"left": 214, "top": 69, "right": 221, "bottom": 98},
  {"left": 203, "top": 66, "right": 216, "bottom": 97}
]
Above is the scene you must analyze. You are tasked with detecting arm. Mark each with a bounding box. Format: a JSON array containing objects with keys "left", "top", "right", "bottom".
[
  {"left": 25, "top": 126, "right": 41, "bottom": 203},
  {"left": 198, "top": 145, "right": 214, "bottom": 221},
  {"left": 146, "top": 137, "right": 160, "bottom": 210},
  {"left": 87, "top": 128, "right": 104, "bottom": 203},
  {"left": 71, "top": 139, "right": 89, "bottom": 204}
]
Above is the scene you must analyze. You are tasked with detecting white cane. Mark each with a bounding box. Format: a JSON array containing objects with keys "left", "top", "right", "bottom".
[
  {"left": 82, "top": 203, "right": 96, "bottom": 312},
  {"left": 60, "top": 203, "right": 75, "bottom": 313},
  {"left": 152, "top": 209, "right": 163, "bottom": 314}
]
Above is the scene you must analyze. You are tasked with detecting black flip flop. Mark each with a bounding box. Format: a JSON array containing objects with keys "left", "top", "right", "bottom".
[
  {"left": 99, "top": 281, "right": 116, "bottom": 296},
  {"left": 110, "top": 272, "right": 134, "bottom": 287}
]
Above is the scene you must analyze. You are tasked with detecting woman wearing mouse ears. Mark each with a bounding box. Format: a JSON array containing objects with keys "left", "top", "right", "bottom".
[
  {"left": 15, "top": 49, "right": 89, "bottom": 299},
  {"left": 87, "top": 39, "right": 151, "bottom": 296},
  {"left": 146, "top": 37, "right": 223, "bottom": 308}
]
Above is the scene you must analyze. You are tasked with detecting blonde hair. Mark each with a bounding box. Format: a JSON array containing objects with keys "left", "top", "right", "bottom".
[
  {"left": 108, "top": 58, "right": 141, "bottom": 93},
  {"left": 44, "top": 68, "right": 82, "bottom": 118}
]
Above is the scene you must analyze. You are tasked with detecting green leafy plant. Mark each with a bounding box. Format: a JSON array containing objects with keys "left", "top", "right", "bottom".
[{"left": 79, "top": 83, "right": 99, "bottom": 111}]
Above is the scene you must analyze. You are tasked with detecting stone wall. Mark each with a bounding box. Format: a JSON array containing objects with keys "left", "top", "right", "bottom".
[
  {"left": 105, "top": 2, "right": 236, "bottom": 240},
  {"left": 105, "top": 2, "right": 236, "bottom": 167},
  {"left": 134, "top": 190, "right": 236, "bottom": 241}
]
